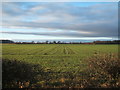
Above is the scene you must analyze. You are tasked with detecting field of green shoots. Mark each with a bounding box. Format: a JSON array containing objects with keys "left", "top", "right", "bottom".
[
  {"left": 2, "top": 44, "right": 118, "bottom": 72},
  {"left": 2, "top": 44, "right": 120, "bottom": 88}
]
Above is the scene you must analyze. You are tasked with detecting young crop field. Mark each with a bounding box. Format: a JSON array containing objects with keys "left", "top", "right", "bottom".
[
  {"left": 2, "top": 44, "right": 118, "bottom": 72},
  {"left": 1, "top": 44, "right": 120, "bottom": 88}
]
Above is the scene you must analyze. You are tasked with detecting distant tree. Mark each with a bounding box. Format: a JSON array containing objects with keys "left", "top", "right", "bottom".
[
  {"left": 0, "top": 40, "right": 14, "bottom": 43},
  {"left": 31, "top": 41, "right": 35, "bottom": 44},
  {"left": 79, "top": 42, "right": 82, "bottom": 44},
  {"left": 57, "top": 41, "right": 61, "bottom": 44},
  {"left": 53, "top": 41, "right": 56, "bottom": 44},
  {"left": 45, "top": 41, "right": 49, "bottom": 44}
]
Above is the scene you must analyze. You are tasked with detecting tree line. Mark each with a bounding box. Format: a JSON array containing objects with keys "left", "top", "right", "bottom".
[{"left": 0, "top": 40, "right": 120, "bottom": 44}]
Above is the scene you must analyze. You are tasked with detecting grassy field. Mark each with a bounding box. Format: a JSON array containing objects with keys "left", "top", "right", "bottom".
[
  {"left": 1, "top": 44, "right": 119, "bottom": 88},
  {"left": 2, "top": 44, "right": 118, "bottom": 72}
]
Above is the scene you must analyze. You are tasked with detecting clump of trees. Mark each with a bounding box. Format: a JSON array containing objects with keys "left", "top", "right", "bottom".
[
  {"left": 0, "top": 40, "right": 14, "bottom": 43},
  {"left": 15, "top": 41, "right": 83, "bottom": 44}
]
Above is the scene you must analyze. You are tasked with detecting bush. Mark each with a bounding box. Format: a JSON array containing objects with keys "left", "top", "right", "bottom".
[
  {"left": 83, "top": 53, "right": 120, "bottom": 88},
  {"left": 2, "top": 59, "right": 46, "bottom": 88}
]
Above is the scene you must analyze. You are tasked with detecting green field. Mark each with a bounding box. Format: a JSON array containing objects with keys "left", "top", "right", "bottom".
[
  {"left": 2, "top": 44, "right": 118, "bottom": 72},
  {"left": 2, "top": 44, "right": 119, "bottom": 88}
]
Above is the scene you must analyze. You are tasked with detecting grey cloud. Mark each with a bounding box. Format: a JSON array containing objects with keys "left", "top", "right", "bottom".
[
  {"left": 2, "top": 19, "right": 118, "bottom": 37},
  {"left": 1, "top": 30, "right": 117, "bottom": 38},
  {"left": 2, "top": 2, "right": 118, "bottom": 38}
]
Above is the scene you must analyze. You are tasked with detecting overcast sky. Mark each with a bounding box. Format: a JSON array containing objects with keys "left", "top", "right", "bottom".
[{"left": 1, "top": 2, "right": 118, "bottom": 41}]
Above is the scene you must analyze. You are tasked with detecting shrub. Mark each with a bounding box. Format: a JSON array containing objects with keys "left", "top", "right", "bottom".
[
  {"left": 83, "top": 53, "right": 120, "bottom": 88},
  {"left": 2, "top": 59, "right": 46, "bottom": 88}
]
